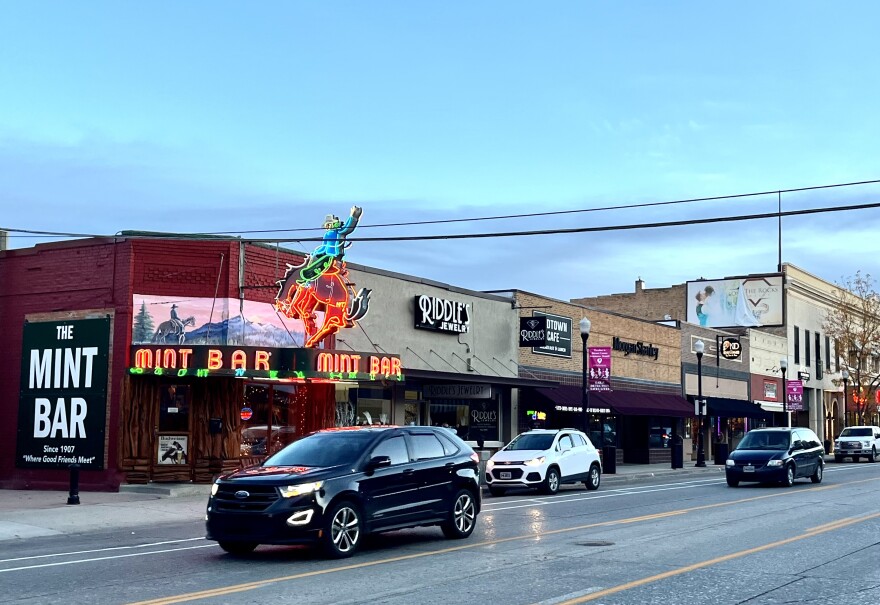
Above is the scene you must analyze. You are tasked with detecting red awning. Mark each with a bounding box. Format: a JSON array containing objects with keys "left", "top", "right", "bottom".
[{"left": 533, "top": 387, "right": 692, "bottom": 417}]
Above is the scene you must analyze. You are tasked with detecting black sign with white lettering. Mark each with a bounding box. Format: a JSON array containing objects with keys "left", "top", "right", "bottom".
[
  {"left": 531, "top": 312, "right": 572, "bottom": 358},
  {"left": 414, "top": 295, "right": 471, "bottom": 334},
  {"left": 720, "top": 337, "right": 742, "bottom": 360},
  {"left": 16, "top": 318, "right": 110, "bottom": 469},
  {"left": 519, "top": 316, "right": 547, "bottom": 347}
]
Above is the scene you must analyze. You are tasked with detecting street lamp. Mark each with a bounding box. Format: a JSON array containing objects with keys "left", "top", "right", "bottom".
[
  {"left": 780, "top": 358, "right": 789, "bottom": 428},
  {"left": 579, "top": 317, "right": 591, "bottom": 435},
  {"left": 841, "top": 368, "right": 849, "bottom": 429},
  {"left": 694, "top": 340, "right": 706, "bottom": 468}
]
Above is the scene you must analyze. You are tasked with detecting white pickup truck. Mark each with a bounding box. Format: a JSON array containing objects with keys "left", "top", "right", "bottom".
[{"left": 834, "top": 426, "right": 880, "bottom": 462}]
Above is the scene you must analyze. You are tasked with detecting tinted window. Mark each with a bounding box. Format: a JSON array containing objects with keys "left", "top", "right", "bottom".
[
  {"left": 371, "top": 436, "right": 409, "bottom": 465},
  {"left": 411, "top": 434, "right": 445, "bottom": 460},
  {"left": 265, "top": 431, "right": 375, "bottom": 467},
  {"left": 435, "top": 430, "right": 461, "bottom": 456},
  {"left": 841, "top": 427, "right": 873, "bottom": 437},
  {"left": 506, "top": 433, "right": 555, "bottom": 451},
  {"left": 738, "top": 431, "right": 790, "bottom": 450}
]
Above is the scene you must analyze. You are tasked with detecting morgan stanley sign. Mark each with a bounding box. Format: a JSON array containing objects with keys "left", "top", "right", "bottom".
[{"left": 16, "top": 318, "right": 110, "bottom": 470}]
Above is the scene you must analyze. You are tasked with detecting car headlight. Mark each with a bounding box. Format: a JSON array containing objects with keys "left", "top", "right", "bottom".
[
  {"left": 524, "top": 456, "right": 546, "bottom": 467},
  {"left": 864, "top": 441, "right": 872, "bottom": 448},
  {"left": 486, "top": 460, "right": 495, "bottom": 471},
  {"left": 834, "top": 441, "right": 840, "bottom": 448},
  {"left": 725, "top": 459, "right": 735, "bottom": 467},
  {"left": 211, "top": 482, "right": 220, "bottom": 496},
  {"left": 767, "top": 460, "right": 784, "bottom": 467},
  {"left": 279, "top": 481, "right": 324, "bottom": 498}
]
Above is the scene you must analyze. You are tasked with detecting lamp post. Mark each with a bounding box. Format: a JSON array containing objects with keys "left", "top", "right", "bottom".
[
  {"left": 695, "top": 340, "right": 706, "bottom": 468},
  {"left": 579, "top": 317, "right": 591, "bottom": 435},
  {"left": 841, "top": 368, "right": 849, "bottom": 429},
  {"left": 780, "top": 358, "right": 789, "bottom": 428}
]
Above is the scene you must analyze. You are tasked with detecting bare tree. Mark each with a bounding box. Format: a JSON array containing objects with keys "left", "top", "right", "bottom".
[{"left": 823, "top": 272, "right": 880, "bottom": 426}]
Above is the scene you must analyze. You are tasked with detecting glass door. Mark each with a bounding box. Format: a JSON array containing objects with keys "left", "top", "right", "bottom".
[{"left": 154, "top": 384, "right": 193, "bottom": 479}]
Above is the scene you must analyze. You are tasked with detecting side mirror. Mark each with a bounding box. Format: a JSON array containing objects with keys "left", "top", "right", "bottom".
[{"left": 365, "top": 455, "right": 392, "bottom": 474}]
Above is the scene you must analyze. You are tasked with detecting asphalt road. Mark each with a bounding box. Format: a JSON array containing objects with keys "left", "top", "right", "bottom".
[{"left": 2, "top": 463, "right": 879, "bottom": 605}]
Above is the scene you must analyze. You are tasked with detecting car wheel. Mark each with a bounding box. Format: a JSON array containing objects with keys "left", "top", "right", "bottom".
[
  {"left": 852, "top": 456, "right": 859, "bottom": 463},
  {"left": 585, "top": 464, "right": 601, "bottom": 491},
  {"left": 441, "top": 490, "right": 477, "bottom": 539},
  {"left": 811, "top": 462, "right": 823, "bottom": 483},
  {"left": 488, "top": 485, "right": 506, "bottom": 497},
  {"left": 322, "top": 500, "right": 362, "bottom": 559},
  {"left": 782, "top": 464, "right": 795, "bottom": 487},
  {"left": 541, "top": 467, "right": 560, "bottom": 495},
  {"left": 218, "top": 541, "right": 257, "bottom": 555},
  {"left": 726, "top": 476, "right": 739, "bottom": 487},
  {"left": 834, "top": 455, "right": 843, "bottom": 463}
]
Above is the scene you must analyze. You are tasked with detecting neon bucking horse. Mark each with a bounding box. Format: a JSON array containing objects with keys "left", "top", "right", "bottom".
[{"left": 274, "top": 206, "right": 372, "bottom": 348}]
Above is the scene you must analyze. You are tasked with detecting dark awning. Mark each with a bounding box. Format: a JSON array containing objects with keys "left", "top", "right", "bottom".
[
  {"left": 405, "top": 368, "right": 558, "bottom": 389},
  {"left": 531, "top": 386, "right": 692, "bottom": 418},
  {"left": 694, "top": 396, "right": 772, "bottom": 420}
]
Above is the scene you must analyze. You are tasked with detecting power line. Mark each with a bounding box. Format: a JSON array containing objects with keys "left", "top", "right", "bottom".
[
  {"left": 188, "top": 177, "right": 880, "bottom": 235},
  {"left": 3, "top": 199, "right": 879, "bottom": 244}
]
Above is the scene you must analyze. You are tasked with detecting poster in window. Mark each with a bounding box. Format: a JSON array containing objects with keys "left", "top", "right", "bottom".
[{"left": 157, "top": 435, "right": 189, "bottom": 464}]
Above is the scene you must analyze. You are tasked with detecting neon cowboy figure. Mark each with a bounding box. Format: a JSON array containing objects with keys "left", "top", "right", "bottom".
[{"left": 297, "top": 206, "right": 363, "bottom": 286}]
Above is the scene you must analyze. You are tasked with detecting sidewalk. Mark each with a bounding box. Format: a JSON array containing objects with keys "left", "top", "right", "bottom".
[{"left": 0, "top": 462, "right": 726, "bottom": 543}]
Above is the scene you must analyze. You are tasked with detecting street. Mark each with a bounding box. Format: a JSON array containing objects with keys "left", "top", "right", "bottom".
[{"left": 1, "top": 463, "right": 879, "bottom": 604}]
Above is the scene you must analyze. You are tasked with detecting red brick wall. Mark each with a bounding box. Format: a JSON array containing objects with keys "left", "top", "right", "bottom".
[{"left": 0, "top": 238, "right": 305, "bottom": 490}]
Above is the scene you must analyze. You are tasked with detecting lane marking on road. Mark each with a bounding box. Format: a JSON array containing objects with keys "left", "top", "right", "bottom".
[
  {"left": 0, "top": 537, "right": 207, "bottom": 564},
  {"left": 126, "top": 476, "right": 880, "bottom": 605},
  {"left": 0, "top": 545, "right": 216, "bottom": 574},
  {"left": 541, "top": 511, "right": 880, "bottom": 605}
]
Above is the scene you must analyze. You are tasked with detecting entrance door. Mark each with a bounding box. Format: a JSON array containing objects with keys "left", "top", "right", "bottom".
[{"left": 153, "top": 384, "right": 193, "bottom": 481}]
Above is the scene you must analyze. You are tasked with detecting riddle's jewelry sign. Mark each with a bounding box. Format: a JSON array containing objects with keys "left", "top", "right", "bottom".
[
  {"left": 414, "top": 295, "right": 471, "bottom": 334},
  {"left": 16, "top": 318, "right": 111, "bottom": 470}
]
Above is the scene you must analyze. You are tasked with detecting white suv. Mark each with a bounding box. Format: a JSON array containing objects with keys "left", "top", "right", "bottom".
[
  {"left": 834, "top": 426, "right": 880, "bottom": 463},
  {"left": 485, "top": 429, "right": 602, "bottom": 496}
]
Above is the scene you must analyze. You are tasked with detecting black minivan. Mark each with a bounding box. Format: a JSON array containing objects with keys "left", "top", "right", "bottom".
[
  {"left": 206, "top": 426, "right": 481, "bottom": 558},
  {"left": 725, "top": 427, "right": 825, "bottom": 487}
]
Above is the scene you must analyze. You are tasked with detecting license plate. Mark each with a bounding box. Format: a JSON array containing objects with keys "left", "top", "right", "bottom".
[
  {"left": 499, "top": 472, "right": 511, "bottom": 479},
  {"left": 743, "top": 465, "right": 755, "bottom": 473}
]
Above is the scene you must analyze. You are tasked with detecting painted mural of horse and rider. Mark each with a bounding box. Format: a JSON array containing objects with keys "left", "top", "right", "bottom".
[
  {"left": 275, "top": 206, "right": 372, "bottom": 348},
  {"left": 152, "top": 304, "right": 196, "bottom": 344}
]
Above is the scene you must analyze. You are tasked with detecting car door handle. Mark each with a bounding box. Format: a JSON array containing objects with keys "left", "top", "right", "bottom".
[
  {"left": 445, "top": 462, "right": 456, "bottom": 468},
  {"left": 403, "top": 469, "right": 415, "bottom": 476}
]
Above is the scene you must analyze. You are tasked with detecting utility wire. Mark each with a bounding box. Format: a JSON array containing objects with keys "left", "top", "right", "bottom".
[{"left": 3, "top": 199, "right": 880, "bottom": 244}]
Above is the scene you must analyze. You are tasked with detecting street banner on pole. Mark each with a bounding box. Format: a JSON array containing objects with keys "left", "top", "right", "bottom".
[
  {"left": 786, "top": 380, "right": 804, "bottom": 411},
  {"left": 588, "top": 347, "right": 612, "bottom": 392}
]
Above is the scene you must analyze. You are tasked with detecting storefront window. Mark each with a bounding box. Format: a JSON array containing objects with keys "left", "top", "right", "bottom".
[
  {"left": 335, "top": 383, "right": 356, "bottom": 427},
  {"left": 240, "top": 384, "right": 270, "bottom": 457},
  {"left": 430, "top": 400, "right": 499, "bottom": 442},
  {"left": 356, "top": 388, "right": 392, "bottom": 425},
  {"left": 649, "top": 424, "right": 672, "bottom": 448},
  {"left": 586, "top": 415, "right": 616, "bottom": 448},
  {"left": 271, "top": 385, "right": 302, "bottom": 454}
]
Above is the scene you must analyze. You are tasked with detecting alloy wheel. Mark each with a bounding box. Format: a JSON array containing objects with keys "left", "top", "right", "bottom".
[
  {"left": 452, "top": 493, "right": 476, "bottom": 534},
  {"left": 330, "top": 506, "right": 360, "bottom": 554}
]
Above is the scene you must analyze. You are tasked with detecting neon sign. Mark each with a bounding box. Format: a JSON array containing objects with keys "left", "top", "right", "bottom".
[
  {"left": 274, "top": 207, "right": 371, "bottom": 347},
  {"left": 129, "top": 345, "right": 403, "bottom": 382}
]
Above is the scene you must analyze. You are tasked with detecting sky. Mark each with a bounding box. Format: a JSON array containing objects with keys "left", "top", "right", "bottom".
[{"left": 3, "top": 2, "right": 880, "bottom": 301}]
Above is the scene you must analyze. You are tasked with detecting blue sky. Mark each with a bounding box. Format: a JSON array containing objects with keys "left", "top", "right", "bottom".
[{"left": 3, "top": 2, "right": 880, "bottom": 300}]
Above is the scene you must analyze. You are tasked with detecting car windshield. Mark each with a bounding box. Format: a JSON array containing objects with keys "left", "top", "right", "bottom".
[
  {"left": 736, "top": 431, "right": 791, "bottom": 450},
  {"left": 263, "top": 431, "right": 376, "bottom": 467},
  {"left": 840, "top": 427, "right": 873, "bottom": 437},
  {"left": 506, "top": 433, "right": 555, "bottom": 451}
]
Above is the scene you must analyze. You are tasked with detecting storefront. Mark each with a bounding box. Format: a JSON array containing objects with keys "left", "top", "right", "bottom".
[{"left": 497, "top": 290, "right": 691, "bottom": 465}]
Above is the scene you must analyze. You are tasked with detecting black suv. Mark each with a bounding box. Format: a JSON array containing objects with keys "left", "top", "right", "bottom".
[
  {"left": 206, "top": 426, "right": 481, "bottom": 558},
  {"left": 725, "top": 427, "right": 825, "bottom": 487}
]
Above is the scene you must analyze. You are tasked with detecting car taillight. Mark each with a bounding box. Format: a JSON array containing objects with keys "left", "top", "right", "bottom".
[{"left": 470, "top": 452, "right": 480, "bottom": 464}]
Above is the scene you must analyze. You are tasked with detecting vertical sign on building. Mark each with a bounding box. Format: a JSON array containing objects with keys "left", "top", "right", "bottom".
[
  {"left": 786, "top": 380, "right": 804, "bottom": 412},
  {"left": 589, "top": 347, "right": 612, "bottom": 392},
  {"left": 16, "top": 318, "right": 111, "bottom": 469},
  {"left": 531, "top": 312, "right": 572, "bottom": 358}
]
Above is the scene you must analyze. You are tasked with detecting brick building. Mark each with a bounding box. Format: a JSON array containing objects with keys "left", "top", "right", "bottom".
[{"left": 488, "top": 290, "right": 692, "bottom": 465}]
